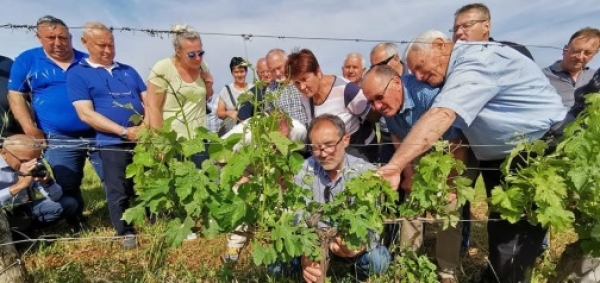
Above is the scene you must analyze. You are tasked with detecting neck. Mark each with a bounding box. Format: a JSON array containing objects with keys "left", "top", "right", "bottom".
[
  {"left": 88, "top": 58, "right": 112, "bottom": 68},
  {"left": 561, "top": 62, "right": 582, "bottom": 81},
  {"left": 326, "top": 169, "right": 340, "bottom": 181},
  {"left": 314, "top": 75, "right": 332, "bottom": 104},
  {"left": 175, "top": 57, "right": 199, "bottom": 73},
  {"left": 233, "top": 81, "right": 246, "bottom": 88},
  {"left": 45, "top": 50, "right": 74, "bottom": 64}
]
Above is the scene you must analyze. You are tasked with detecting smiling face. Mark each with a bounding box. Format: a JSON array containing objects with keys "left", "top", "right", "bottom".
[
  {"left": 82, "top": 29, "right": 115, "bottom": 66},
  {"left": 342, "top": 56, "right": 365, "bottom": 84},
  {"left": 231, "top": 66, "right": 247, "bottom": 85}
]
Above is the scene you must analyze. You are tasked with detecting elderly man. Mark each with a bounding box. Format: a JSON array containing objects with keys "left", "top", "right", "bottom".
[
  {"left": 452, "top": 3, "right": 534, "bottom": 60},
  {"left": 341, "top": 52, "right": 366, "bottom": 85},
  {"left": 379, "top": 30, "right": 567, "bottom": 283},
  {"left": 7, "top": 16, "right": 103, "bottom": 232},
  {"left": 256, "top": 57, "right": 272, "bottom": 84},
  {"left": 543, "top": 27, "right": 600, "bottom": 108},
  {"left": 237, "top": 49, "right": 308, "bottom": 128},
  {"left": 1, "top": 134, "right": 77, "bottom": 230},
  {"left": 67, "top": 22, "right": 146, "bottom": 249},
  {"left": 362, "top": 65, "right": 466, "bottom": 282},
  {"left": 293, "top": 114, "right": 390, "bottom": 283}
]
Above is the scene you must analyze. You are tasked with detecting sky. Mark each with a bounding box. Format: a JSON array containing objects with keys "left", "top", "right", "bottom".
[{"left": 0, "top": 0, "right": 599, "bottom": 88}]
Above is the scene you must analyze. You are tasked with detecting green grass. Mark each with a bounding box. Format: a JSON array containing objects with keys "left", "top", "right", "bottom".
[{"left": 20, "top": 162, "right": 576, "bottom": 282}]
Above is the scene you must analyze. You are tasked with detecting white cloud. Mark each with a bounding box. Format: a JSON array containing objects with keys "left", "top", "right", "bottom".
[{"left": 0, "top": 0, "right": 598, "bottom": 87}]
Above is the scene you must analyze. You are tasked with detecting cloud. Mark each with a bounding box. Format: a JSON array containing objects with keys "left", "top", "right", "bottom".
[{"left": 0, "top": 0, "right": 598, "bottom": 87}]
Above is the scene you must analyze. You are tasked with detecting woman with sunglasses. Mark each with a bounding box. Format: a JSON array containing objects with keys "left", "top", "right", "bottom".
[
  {"left": 287, "top": 49, "right": 380, "bottom": 162},
  {"left": 146, "top": 24, "right": 213, "bottom": 167},
  {"left": 216, "top": 57, "right": 253, "bottom": 136}
]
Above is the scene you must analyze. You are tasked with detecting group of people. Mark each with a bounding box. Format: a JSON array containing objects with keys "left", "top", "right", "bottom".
[{"left": 0, "top": 2, "right": 599, "bottom": 283}]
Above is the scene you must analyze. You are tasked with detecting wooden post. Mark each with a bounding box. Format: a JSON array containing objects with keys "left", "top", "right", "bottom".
[{"left": 0, "top": 209, "right": 30, "bottom": 283}]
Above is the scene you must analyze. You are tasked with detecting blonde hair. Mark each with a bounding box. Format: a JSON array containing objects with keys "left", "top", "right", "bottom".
[{"left": 171, "top": 24, "right": 201, "bottom": 49}]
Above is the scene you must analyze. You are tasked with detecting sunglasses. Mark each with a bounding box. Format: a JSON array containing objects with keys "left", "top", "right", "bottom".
[
  {"left": 370, "top": 54, "right": 396, "bottom": 69},
  {"left": 187, "top": 50, "right": 206, "bottom": 59}
]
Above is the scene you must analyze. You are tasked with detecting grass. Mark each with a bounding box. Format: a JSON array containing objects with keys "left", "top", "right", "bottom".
[{"left": 18, "top": 162, "right": 577, "bottom": 282}]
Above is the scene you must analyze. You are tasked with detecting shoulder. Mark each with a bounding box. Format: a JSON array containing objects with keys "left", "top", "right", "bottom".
[
  {"left": 345, "top": 154, "right": 375, "bottom": 172},
  {"left": 150, "top": 58, "right": 173, "bottom": 73},
  {"left": 13, "top": 47, "right": 42, "bottom": 64},
  {"left": 73, "top": 49, "right": 88, "bottom": 61}
]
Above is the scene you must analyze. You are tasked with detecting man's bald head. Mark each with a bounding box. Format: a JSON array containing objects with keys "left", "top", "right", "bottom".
[{"left": 2, "top": 135, "right": 44, "bottom": 157}]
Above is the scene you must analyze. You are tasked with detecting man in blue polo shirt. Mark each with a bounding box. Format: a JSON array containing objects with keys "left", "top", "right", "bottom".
[
  {"left": 362, "top": 65, "right": 467, "bottom": 282},
  {"left": 67, "top": 22, "right": 145, "bottom": 249},
  {"left": 381, "top": 30, "right": 567, "bottom": 283},
  {"left": 7, "top": 16, "right": 103, "bottom": 233}
]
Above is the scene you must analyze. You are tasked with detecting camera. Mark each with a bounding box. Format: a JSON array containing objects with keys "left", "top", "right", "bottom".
[{"left": 30, "top": 158, "right": 48, "bottom": 178}]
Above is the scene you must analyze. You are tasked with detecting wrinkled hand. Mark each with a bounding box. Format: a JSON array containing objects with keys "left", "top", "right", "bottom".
[
  {"left": 377, "top": 163, "right": 403, "bottom": 190},
  {"left": 329, "top": 236, "right": 364, "bottom": 258},
  {"left": 126, "top": 125, "right": 144, "bottom": 141},
  {"left": 301, "top": 255, "right": 322, "bottom": 283}
]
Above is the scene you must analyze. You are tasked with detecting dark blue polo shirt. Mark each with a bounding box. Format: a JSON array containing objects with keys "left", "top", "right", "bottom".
[{"left": 67, "top": 59, "right": 146, "bottom": 146}]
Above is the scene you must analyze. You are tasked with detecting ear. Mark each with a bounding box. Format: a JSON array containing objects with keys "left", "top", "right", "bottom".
[{"left": 342, "top": 133, "right": 351, "bottom": 146}]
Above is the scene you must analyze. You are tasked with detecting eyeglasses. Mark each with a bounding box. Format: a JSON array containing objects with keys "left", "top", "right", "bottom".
[
  {"left": 449, "top": 19, "right": 488, "bottom": 33},
  {"left": 311, "top": 136, "right": 344, "bottom": 155},
  {"left": 187, "top": 50, "right": 206, "bottom": 59},
  {"left": 367, "top": 76, "right": 395, "bottom": 104},
  {"left": 370, "top": 55, "right": 396, "bottom": 69},
  {"left": 564, "top": 47, "right": 599, "bottom": 58},
  {"left": 3, "top": 148, "right": 31, "bottom": 164}
]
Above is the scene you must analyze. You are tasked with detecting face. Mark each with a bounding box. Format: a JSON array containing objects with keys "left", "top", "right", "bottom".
[
  {"left": 256, "top": 60, "right": 272, "bottom": 82},
  {"left": 309, "top": 122, "right": 349, "bottom": 171},
  {"left": 176, "top": 38, "right": 204, "bottom": 70},
  {"left": 231, "top": 66, "right": 247, "bottom": 84},
  {"left": 342, "top": 57, "right": 365, "bottom": 84},
  {"left": 82, "top": 30, "right": 115, "bottom": 66},
  {"left": 1, "top": 148, "right": 39, "bottom": 171},
  {"left": 37, "top": 24, "right": 73, "bottom": 60},
  {"left": 370, "top": 48, "right": 402, "bottom": 74},
  {"left": 267, "top": 53, "right": 287, "bottom": 82},
  {"left": 562, "top": 37, "right": 600, "bottom": 73},
  {"left": 452, "top": 10, "right": 490, "bottom": 42},
  {"left": 362, "top": 75, "right": 404, "bottom": 117},
  {"left": 292, "top": 70, "right": 321, "bottom": 99},
  {"left": 406, "top": 43, "right": 451, "bottom": 87}
]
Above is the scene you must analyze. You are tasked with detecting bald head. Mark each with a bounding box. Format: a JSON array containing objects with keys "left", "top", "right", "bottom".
[
  {"left": 3, "top": 134, "right": 43, "bottom": 154},
  {"left": 256, "top": 57, "right": 272, "bottom": 82}
]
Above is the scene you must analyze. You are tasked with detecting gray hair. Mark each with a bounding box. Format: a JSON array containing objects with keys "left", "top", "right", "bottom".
[
  {"left": 370, "top": 42, "right": 399, "bottom": 58},
  {"left": 344, "top": 52, "right": 366, "bottom": 69},
  {"left": 404, "top": 30, "right": 451, "bottom": 60},
  {"left": 307, "top": 114, "right": 346, "bottom": 139},
  {"left": 82, "top": 22, "right": 112, "bottom": 37},
  {"left": 364, "top": 64, "right": 399, "bottom": 84},
  {"left": 36, "top": 15, "right": 67, "bottom": 30},
  {"left": 266, "top": 48, "right": 286, "bottom": 60},
  {"left": 171, "top": 24, "right": 201, "bottom": 49}
]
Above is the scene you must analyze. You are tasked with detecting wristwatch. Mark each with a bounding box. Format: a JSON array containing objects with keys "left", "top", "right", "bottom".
[{"left": 120, "top": 128, "right": 128, "bottom": 139}]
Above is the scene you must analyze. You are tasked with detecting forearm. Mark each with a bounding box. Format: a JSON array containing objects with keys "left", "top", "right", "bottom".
[
  {"left": 0, "top": 177, "right": 32, "bottom": 203},
  {"left": 146, "top": 107, "right": 164, "bottom": 130},
  {"left": 389, "top": 108, "right": 456, "bottom": 170},
  {"left": 79, "top": 110, "right": 126, "bottom": 136},
  {"left": 7, "top": 91, "right": 37, "bottom": 132}
]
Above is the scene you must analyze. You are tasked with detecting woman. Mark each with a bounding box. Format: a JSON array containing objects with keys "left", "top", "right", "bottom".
[
  {"left": 146, "top": 24, "right": 213, "bottom": 167},
  {"left": 287, "top": 49, "right": 379, "bottom": 162},
  {"left": 216, "top": 57, "right": 253, "bottom": 136}
]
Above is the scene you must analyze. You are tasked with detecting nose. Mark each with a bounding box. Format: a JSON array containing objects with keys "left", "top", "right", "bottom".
[
  {"left": 373, "top": 100, "right": 383, "bottom": 111},
  {"left": 414, "top": 71, "right": 425, "bottom": 81}
]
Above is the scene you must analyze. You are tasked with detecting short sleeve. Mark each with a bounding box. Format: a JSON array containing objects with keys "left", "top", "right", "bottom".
[
  {"left": 432, "top": 58, "right": 500, "bottom": 127},
  {"left": 147, "top": 59, "right": 169, "bottom": 93},
  {"left": 219, "top": 85, "right": 233, "bottom": 109},
  {"left": 8, "top": 54, "right": 31, "bottom": 93},
  {"left": 344, "top": 83, "right": 370, "bottom": 119},
  {"left": 130, "top": 67, "right": 147, "bottom": 93},
  {"left": 67, "top": 68, "right": 92, "bottom": 103}
]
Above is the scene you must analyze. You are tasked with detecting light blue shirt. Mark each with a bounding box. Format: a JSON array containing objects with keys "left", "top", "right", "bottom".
[
  {"left": 385, "top": 75, "right": 460, "bottom": 141},
  {"left": 0, "top": 156, "right": 63, "bottom": 206},
  {"left": 433, "top": 42, "right": 568, "bottom": 160}
]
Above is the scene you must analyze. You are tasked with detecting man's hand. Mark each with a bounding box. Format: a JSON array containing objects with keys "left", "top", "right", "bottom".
[
  {"left": 400, "top": 167, "right": 415, "bottom": 192},
  {"left": 24, "top": 127, "right": 46, "bottom": 146},
  {"left": 126, "top": 125, "right": 144, "bottom": 141},
  {"left": 377, "top": 163, "right": 404, "bottom": 190},
  {"left": 301, "top": 255, "right": 322, "bottom": 283},
  {"left": 329, "top": 236, "right": 365, "bottom": 258}
]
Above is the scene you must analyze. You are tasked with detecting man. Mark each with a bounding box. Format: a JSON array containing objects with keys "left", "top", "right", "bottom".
[
  {"left": 543, "top": 27, "right": 600, "bottom": 108},
  {"left": 341, "top": 52, "right": 366, "bottom": 85},
  {"left": 452, "top": 3, "right": 534, "bottom": 60},
  {"left": 1, "top": 134, "right": 77, "bottom": 230},
  {"left": 7, "top": 15, "right": 103, "bottom": 231},
  {"left": 67, "top": 22, "right": 146, "bottom": 249},
  {"left": 294, "top": 114, "right": 390, "bottom": 283},
  {"left": 380, "top": 30, "right": 567, "bottom": 283},
  {"left": 237, "top": 49, "right": 308, "bottom": 128},
  {"left": 362, "top": 65, "right": 466, "bottom": 282},
  {"left": 256, "top": 57, "right": 272, "bottom": 84},
  {"left": 1, "top": 56, "right": 24, "bottom": 137}
]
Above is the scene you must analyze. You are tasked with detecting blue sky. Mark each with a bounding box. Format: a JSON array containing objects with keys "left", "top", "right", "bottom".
[{"left": 0, "top": 0, "right": 598, "bottom": 87}]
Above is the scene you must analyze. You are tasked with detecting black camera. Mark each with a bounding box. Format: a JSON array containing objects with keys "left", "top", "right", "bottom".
[{"left": 30, "top": 158, "right": 48, "bottom": 178}]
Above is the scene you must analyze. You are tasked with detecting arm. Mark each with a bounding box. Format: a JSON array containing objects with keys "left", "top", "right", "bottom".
[
  {"left": 72, "top": 101, "right": 137, "bottom": 141},
  {"left": 145, "top": 82, "right": 166, "bottom": 130},
  {"left": 216, "top": 98, "right": 238, "bottom": 120},
  {"left": 7, "top": 90, "right": 44, "bottom": 141},
  {"left": 0, "top": 160, "right": 36, "bottom": 204}
]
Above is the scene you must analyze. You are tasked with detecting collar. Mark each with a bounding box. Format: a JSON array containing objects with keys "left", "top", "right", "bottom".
[
  {"left": 81, "top": 58, "right": 119, "bottom": 70},
  {"left": 34, "top": 47, "right": 87, "bottom": 64},
  {"left": 397, "top": 80, "right": 415, "bottom": 114},
  {"left": 0, "top": 155, "right": 12, "bottom": 170},
  {"left": 315, "top": 154, "right": 352, "bottom": 183},
  {"left": 549, "top": 60, "right": 590, "bottom": 74}
]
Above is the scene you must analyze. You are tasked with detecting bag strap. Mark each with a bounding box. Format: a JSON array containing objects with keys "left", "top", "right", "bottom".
[{"left": 225, "top": 85, "right": 237, "bottom": 107}]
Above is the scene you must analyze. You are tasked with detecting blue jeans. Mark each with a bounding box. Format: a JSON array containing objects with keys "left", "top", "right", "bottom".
[
  {"left": 31, "top": 196, "right": 78, "bottom": 223},
  {"left": 269, "top": 245, "right": 391, "bottom": 280},
  {"left": 44, "top": 131, "right": 104, "bottom": 218}
]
